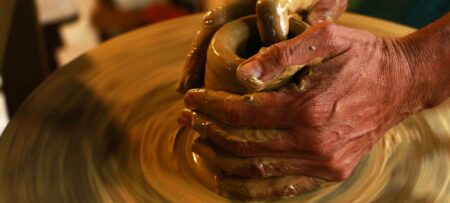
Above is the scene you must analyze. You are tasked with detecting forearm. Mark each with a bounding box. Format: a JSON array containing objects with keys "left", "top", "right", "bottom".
[{"left": 400, "top": 13, "right": 450, "bottom": 109}]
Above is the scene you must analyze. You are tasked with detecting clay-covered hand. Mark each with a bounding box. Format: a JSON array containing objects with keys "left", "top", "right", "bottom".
[
  {"left": 256, "top": 0, "right": 348, "bottom": 45},
  {"left": 177, "top": 0, "right": 348, "bottom": 92},
  {"left": 181, "top": 13, "right": 450, "bottom": 199},
  {"left": 178, "top": 22, "right": 429, "bottom": 197}
]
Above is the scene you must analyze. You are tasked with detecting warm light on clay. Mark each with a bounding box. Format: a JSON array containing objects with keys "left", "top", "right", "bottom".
[
  {"left": 205, "top": 15, "right": 309, "bottom": 94},
  {"left": 0, "top": 14, "right": 448, "bottom": 203}
]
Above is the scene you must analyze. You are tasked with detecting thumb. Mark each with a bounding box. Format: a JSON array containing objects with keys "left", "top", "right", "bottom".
[{"left": 236, "top": 22, "right": 349, "bottom": 92}]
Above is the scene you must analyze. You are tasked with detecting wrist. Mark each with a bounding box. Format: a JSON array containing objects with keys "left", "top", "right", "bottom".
[
  {"left": 398, "top": 13, "right": 450, "bottom": 109},
  {"left": 379, "top": 38, "right": 423, "bottom": 117}
]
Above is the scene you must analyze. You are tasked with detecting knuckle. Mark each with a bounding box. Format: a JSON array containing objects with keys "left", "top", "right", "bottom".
[
  {"left": 308, "top": 139, "right": 329, "bottom": 156},
  {"left": 317, "top": 22, "right": 337, "bottom": 38},
  {"left": 321, "top": 156, "right": 354, "bottom": 181},
  {"left": 269, "top": 43, "right": 291, "bottom": 67},
  {"left": 308, "top": 137, "right": 338, "bottom": 161},
  {"left": 321, "top": 160, "right": 350, "bottom": 181},
  {"left": 333, "top": 167, "right": 351, "bottom": 181}
]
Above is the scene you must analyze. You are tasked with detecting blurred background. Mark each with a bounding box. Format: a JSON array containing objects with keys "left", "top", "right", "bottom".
[
  {"left": 0, "top": 0, "right": 448, "bottom": 134},
  {"left": 0, "top": 0, "right": 229, "bottom": 133}
]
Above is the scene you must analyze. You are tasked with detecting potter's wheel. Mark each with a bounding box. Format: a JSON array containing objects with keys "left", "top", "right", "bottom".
[{"left": 0, "top": 13, "right": 449, "bottom": 202}]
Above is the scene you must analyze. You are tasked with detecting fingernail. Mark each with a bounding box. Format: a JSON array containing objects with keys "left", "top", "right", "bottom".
[
  {"left": 177, "top": 109, "right": 193, "bottom": 127},
  {"left": 184, "top": 93, "right": 195, "bottom": 109},
  {"left": 184, "top": 89, "right": 205, "bottom": 109},
  {"left": 237, "top": 60, "right": 263, "bottom": 80},
  {"left": 237, "top": 61, "right": 265, "bottom": 90}
]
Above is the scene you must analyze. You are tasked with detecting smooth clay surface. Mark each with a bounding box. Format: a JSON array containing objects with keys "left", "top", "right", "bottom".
[
  {"left": 205, "top": 15, "right": 309, "bottom": 94},
  {"left": 0, "top": 14, "right": 449, "bottom": 202}
]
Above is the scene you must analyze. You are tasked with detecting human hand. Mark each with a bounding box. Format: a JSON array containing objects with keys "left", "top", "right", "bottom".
[
  {"left": 305, "top": 0, "right": 348, "bottom": 24},
  {"left": 177, "top": 0, "right": 348, "bottom": 92},
  {"left": 179, "top": 22, "right": 426, "bottom": 199}
]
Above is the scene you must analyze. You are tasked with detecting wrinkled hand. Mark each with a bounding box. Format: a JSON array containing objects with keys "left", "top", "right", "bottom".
[
  {"left": 179, "top": 22, "right": 423, "bottom": 199},
  {"left": 177, "top": 0, "right": 348, "bottom": 92}
]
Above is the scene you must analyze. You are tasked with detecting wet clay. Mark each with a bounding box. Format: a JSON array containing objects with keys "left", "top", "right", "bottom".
[
  {"left": 202, "top": 6, "right": 346, "bottom": 199},
  {"left": 256, "top": 0, "right": 317, "bottom": 45},
  {"left": 205, "top": 15, "right": 309, "bottom": 94},
  {"left": 201, "top": 4, "right": 450, "bottom": 199},
  {"left": 178, "top": 0, "right": 317, "bottom": 91},
  {"left": 0, "top": 14, "right": 449, "bottom": 203},
  {"left": 177, "top": 0, "right": 258, "bottom": 91}
]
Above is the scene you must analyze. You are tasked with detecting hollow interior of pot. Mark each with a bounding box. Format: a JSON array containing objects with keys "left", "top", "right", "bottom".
[
  {"left": 235, "top": 26, "right": 262, "bottom": 59},
  {"left": 205, "top": 15, "right": 309, "bottom": 94},
  {"left": 229, "top": 16, "right": 308, "bottom": 59}
]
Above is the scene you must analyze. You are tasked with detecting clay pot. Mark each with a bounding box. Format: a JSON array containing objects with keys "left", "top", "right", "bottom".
[{"left": 204, "top": 15, "right": 309, "bottom": 94}]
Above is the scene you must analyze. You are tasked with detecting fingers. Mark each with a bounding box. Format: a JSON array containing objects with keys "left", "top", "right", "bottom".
[
  {"left": 256, "top": 0, "right": 290, "bottom": 45},
  {"left": 177, "top": 0, "right": 257, "bottom": 93},
  {"left": 236, "top": 22, "right": 351, "bottom": 91},
  {"left": 219, "top": 175, "right": 327, "bottom": 201},
  {"left": 183, "top": 106, "right": 379, "bottom": 179},
  {"left": 193, "top": 139, "right": 347, "bottom": 180},
  {"left": 256, "top": 0, "right": 319, "bottom": 46},
  {"left": 307, "top": 0, "right": 348, "bottom": 24},
  {"left": 183, "top": 88, "right": 295, "bottom": 128},
  {"left": 192, "top": 139, "right": 256, "bottom": 177},
  {"left": 180, "top": 109, "right": 304, "bottom": 157},
  {"left": 304, "top": 128, "right": 378, "bottom": 181}
]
